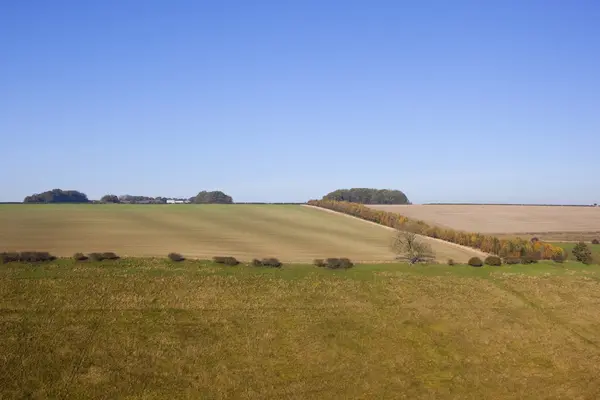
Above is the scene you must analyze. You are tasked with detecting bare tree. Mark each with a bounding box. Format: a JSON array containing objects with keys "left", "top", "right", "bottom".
[{"left": 391, "top": 230, "right": 435, "bottom": 264}]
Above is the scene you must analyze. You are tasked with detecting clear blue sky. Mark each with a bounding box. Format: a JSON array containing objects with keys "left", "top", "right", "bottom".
[{"left": 1, "top": 0, "right": 599, "bottom": 204}]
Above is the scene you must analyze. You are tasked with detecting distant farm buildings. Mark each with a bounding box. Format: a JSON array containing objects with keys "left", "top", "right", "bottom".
[{"left": 166, "top": 199, "right": 189, "bottom": 204}]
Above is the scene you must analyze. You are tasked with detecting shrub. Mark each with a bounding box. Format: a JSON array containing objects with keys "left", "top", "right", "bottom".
[
  {"left": 592, "top": 239, "right": 599, "bottom": 245},
  {"left": 572, "top": 242, "right": 594, "bottom": 264},
  {"left": 324, "top": 258, "right": 354, "bottom": 269},
  {"left": 73, "top": 252, "right": 88, "bottom": 261},
  {"left": 213, "top": 256, "right": 239, "bottom": 266},
  {"left": 0, "top": 251, "right": 56, "bottom": 263},
  {"left": 101, "top": 252, "right": 120, "bottom": 260},
  {"left": 87, "top": 252, "right": 104, "bottom": 261},
  {"left": 504, "top": 257, "right": 520, "bottom": 265},
  {"left": 0, "top": 252, "right": 20, "bottom": 264},
  {"left": 468, "top": 257, "right": 483, "bottom": 267},
  {"left": 251, "top": 258, "right": 263, "bottom": 266},
  {"left": 168, "top": 252, "right": 185, "bottom": 262},
  {"left": 447, "top": 258, "right": 455, "bottom": 266},
  {"left": 484, "top": 256, "right": 502, "bottom": 266},
  {"left": 261, "top": 258, "right": 282, "bottom": 268},
  {"left": 313, "top": 259, "right": 326, "bottom": 267},
  {"left": 521, "top": 255, "right": 538, "bottom": 264},
  {"left": 17, "top": 251, "right": 56, "bottom": 262}
]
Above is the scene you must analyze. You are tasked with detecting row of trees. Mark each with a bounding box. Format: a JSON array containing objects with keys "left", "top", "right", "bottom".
[
  {"left": 322, "top": 188, "right": 410, "bottom": 204},
  {"left": 23, "top": 189, "right": 234, "bottom": 204},
  {"left": 101, "top": 191, "right": 233, "bottom": 204},
  {"left": 24, "top": 189, "right": 89, "bottom": 203},
  {"left": 308, "top": 200, "right": 566, "bottom": 260}
]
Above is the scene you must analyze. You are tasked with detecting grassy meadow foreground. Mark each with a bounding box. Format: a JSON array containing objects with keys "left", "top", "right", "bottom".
[
  {"left": 0, "top": 204, "right": 480, "bottom": 262},
  {"left": 1, "top": 259, "right": 600, "bottom": 399},
  {"left": 370, "top": 204, "right": 600, "bottom": 240}
]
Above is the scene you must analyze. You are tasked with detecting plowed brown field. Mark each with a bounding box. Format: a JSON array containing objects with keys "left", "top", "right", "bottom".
[{"left": 369, "top": 204, "right": 600, "bottom": 239}]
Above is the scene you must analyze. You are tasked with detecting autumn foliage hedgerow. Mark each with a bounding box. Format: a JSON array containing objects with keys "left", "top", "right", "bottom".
[{"left": 307, "top": 200, "right": 565, "bottom": 260}]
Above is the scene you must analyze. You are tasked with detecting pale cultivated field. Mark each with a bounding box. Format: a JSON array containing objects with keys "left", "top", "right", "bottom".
[
  {"left": 369, "top": 204, "right": 600, "bottom": 238},
  {"left": 0, "top": 204, "right": 481, "bottom": 262}
]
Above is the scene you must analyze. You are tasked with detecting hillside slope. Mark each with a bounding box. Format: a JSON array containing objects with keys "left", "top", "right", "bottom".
[{"left": 0, "top": 204, "right": 482, "bottom": 262}]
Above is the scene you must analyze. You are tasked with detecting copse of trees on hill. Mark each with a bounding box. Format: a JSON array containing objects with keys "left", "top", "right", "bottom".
[
  {"left": 307, "top": 199, "right": 566, "bottom": 261},
  {"left": 323, "top": 188, "right": 410, "bottom": 204},
  {"left": 23, "top": 189, "right": 89, "bottom": 203},
  {"left": 191, "top": 191, "right": 233, "bottom": 204}
]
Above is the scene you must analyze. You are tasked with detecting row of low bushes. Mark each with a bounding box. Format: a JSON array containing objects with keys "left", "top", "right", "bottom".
[
  {"left": 1, "top": 251, "right": 348, "bottom": 269},
  {"left": 313, "top": 258, "right": 354, "bottom": 269},
  {"left": 462, "top": 255, "right": 556, "bottom": 267},
  {"left": 0, "top": 251, "right": 57, "bottom": 263},
  {"left": 307, "top": 200, "right": 567, "bottom": 261},
  {"left": 73, "top": 252, "right": 120, "bottom": 261}
]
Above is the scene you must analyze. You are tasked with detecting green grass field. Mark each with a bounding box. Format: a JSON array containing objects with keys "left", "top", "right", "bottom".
[
  {"left": 0, "top": 204, "right": 480, "bottom": 262},
  {"left": 1, "top": 259, "right": 600, "bottom": 399}
]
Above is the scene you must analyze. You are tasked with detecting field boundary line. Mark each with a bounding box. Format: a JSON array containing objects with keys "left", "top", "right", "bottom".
[{"left": 302, "top": 205, "right": 489, "bottom": 258}]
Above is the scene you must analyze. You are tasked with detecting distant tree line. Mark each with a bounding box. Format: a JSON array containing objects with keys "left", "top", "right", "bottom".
[
  {"left": 100, "top": 191, "right": 234, "bottom": 204},
  {"left": 323, "top": 188, "right": 410, "bottom": 204},
  {"left": 22, "top": 189, "right": 235, "bottom": 204},
  {"left": 23, "top": 189, "right": 89, "bottom": 203}
]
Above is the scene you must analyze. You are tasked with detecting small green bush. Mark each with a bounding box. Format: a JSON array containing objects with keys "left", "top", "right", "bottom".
[
  {"left": 168, "top": 252, "right": 185, "bottom": 262},
  {"left": 484, "top": 256, "right": 502, "bottom": 266},
  {"left": 213, "top": 256, "right": 239, "bottom": 266},
  {"left": 447, "top": 258, "right": 455, "bottom": 266},
  {"left": 251, "top": 258, "right": 263, "bottom": 266},
  {"left": 504, "top": 257, "right": 520, "bottom": 265},
  {"left": 313, "top": 259, "right": 326, "bottom": 267},
  {"left": 572, "top": 242, "right": 594, "bottom": 264},
  {"left": 592, "top": 239, "right": 599, "bottom": 245},
  {"left": 0, "top": 252, "right": 20, "bottom": 263},
  {"left": 468, "top": 257, "right": 483, "bottom": 267},
  {"left": 261, "top": 258, "right": 282, "bottom": 268},
  {"left": 88, "top": 253, "right": 104, "bottom": 261},
  {"left": 101, "top": 252, "right": 120, "bottom": 260},
  {"left": 73, "top": 252, "right": 88, "bottom": 261},
  {"left": 18, "top": 251, "right": 56, "bottom": 262},
  {"left": 521, "top": 255, "right": 538, "bottom": 264},
  {"left": 324, "top": 258, "right": 354, "bottom": 269},
  {"left": 339, "top": 258, "right": 354, "bottom": 269}
]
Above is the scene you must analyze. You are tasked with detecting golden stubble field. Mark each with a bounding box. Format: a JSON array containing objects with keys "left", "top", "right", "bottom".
[
  {"left": 1, "top": 261, "right": 600, "bottom": 399},
  {"left": 369, "top": 204, "right": 600, "bottom": 239},
  {"left": 0, "top": 204, "right": 481, "bottom": 262}
]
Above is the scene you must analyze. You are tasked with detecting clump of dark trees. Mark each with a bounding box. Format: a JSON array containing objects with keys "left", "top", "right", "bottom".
[
  {"left": 322, "top": 188, "right": 410, "bottom": 204},
  {"left": 24, "top": 189, "right": 89, "bottom": 203},
  {"left": 192, "top": 191, "right": 233, "bottom": 204}
]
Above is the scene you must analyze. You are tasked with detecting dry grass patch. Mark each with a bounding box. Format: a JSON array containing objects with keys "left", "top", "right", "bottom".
[{"left": 1, "top": 260, "right": 600, "bottom": 398}]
